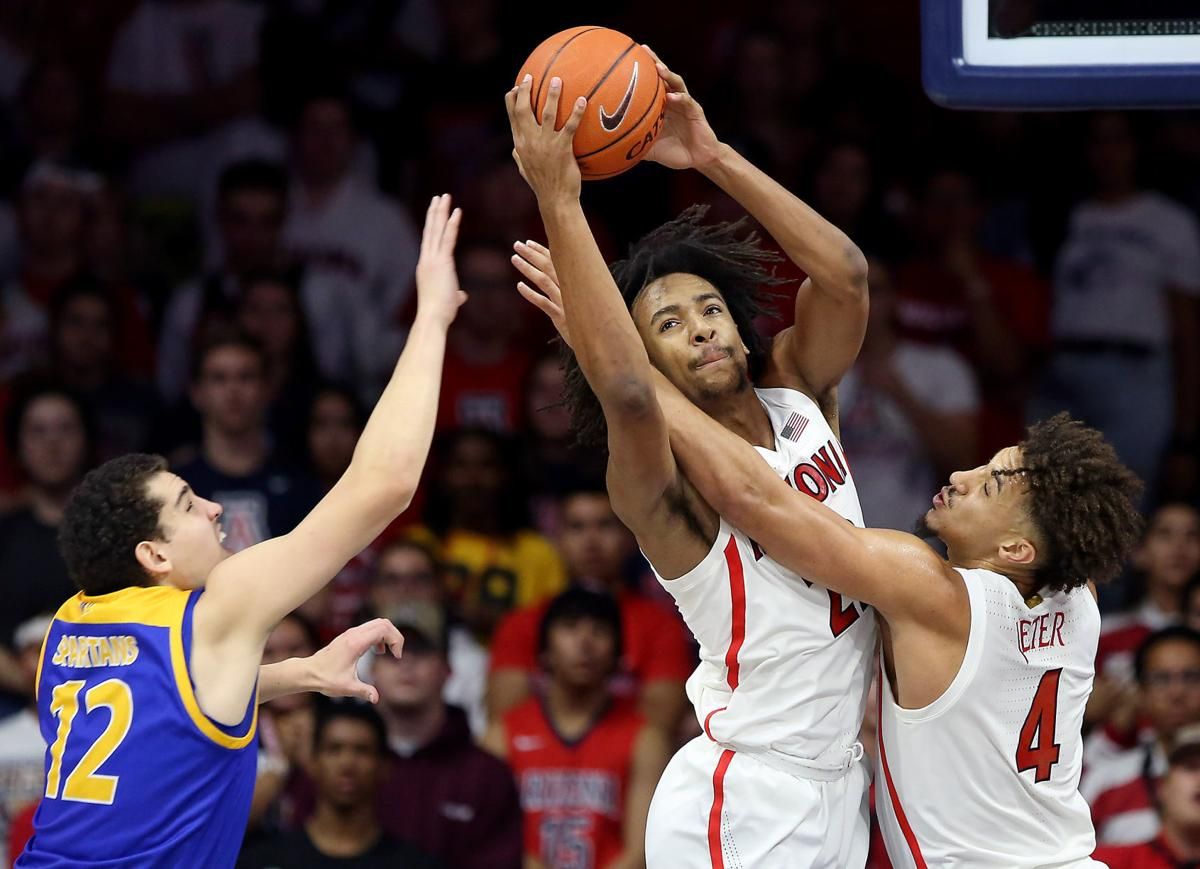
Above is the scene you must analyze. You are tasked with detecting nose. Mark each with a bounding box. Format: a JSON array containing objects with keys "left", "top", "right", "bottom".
[
  {"left": 948, "top": 470, "right": 968, "bottom": 493},
  {"left": 690, "top": 322, "right": 716, "bottom": 344},
  {"left": 206, "top": 499, "right": 223, "bottom": 521}
]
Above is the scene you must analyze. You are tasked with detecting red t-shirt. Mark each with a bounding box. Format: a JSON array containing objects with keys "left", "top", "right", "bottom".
[
  {"left": 1094, "top": 836, "right": 1189, "bottom": 869},
  {"left": 505, "top": 697, "right": 643, "bottom": 868},
  {"left": 489, "top": 590, "right": 694, "bottom": 697},
  {"left": 8, "top": 799, "right": 36, "bottom": 863},
  {"left": 436, "top": 345, "right": 533, "bottom": 433}
]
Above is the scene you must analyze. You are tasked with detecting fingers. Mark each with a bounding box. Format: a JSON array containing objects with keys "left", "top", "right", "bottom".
[
  {"left": 511, "top": 251, "right": 556, "bottom": 294},
  {"left": 511, "top": 148, "right": 527, "bottom": 182},
  {"left": 347, "top": 617, "right": 403, "bottom": 657},
  {"left": 420, "top": 195, "right": 438, "bottom": 251},
  {"left": 514, "top": 240, "right": 556, "bottom": 279},
  {"left": 517, "top": 281, "right": 562, "bottom": 319},
  {"left": 643, "top": 44, "right": 688, "bottom": 94},
  {"left": 541, "top": 76, "right": 562, "bottom": 128},
  {"left": 563, "top": 95, "right": 587, "bottom": 136},
  {"left": 442, "top": 205, "right": 463, "bottom": 254}
]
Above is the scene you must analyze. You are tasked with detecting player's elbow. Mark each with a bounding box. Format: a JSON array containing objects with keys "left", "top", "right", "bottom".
[
  {"left": 601, "top": 377, "right": 658, "bottom": 422},
  {"left": 838, "top": 244, "right": 870, "bottom": 296}
]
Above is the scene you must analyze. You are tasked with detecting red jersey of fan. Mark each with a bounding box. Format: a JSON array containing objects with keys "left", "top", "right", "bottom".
[
  {"left": 1094, "top": 835, "right": 1190, "bottom": 868},
  {"left": 505, "top": 697, "right": 644, "bottom": 869}
]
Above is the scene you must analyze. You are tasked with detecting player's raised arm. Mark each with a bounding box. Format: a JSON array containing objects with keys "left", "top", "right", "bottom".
[
  {"left": 197, "top": 196, "right": 465, "bottom": 646},
  {"left": 505, "top": 76, "right": 683, "bottom": 539},
  {"left": 644, "top": 48, "right": 868, "bottom": 399}
]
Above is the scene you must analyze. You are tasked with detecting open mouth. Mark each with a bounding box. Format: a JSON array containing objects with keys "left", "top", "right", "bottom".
[{"left": 933, "top": 487, "right": 949, "bottom": 508}]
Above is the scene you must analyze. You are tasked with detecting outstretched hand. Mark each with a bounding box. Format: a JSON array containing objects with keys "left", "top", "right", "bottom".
[
  {"left": 308, "top": 618, "right": 404, "bottom": 705},
  {"left": 641, "top": 46, "right": 723, "bottom": 172},
  {"left": 415, "top": 194, "right": 467, "bottom": 328},
  {"left": 512, "top": 239, "right": 572, "bottom": 348},
  {"left": 505, "top": 74, "right": 588, "bottom": 203}
]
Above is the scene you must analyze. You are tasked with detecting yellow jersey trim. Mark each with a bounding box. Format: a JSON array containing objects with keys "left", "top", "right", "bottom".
[{"left": 168, "top": 615, "right": 258, "bottom": 750}]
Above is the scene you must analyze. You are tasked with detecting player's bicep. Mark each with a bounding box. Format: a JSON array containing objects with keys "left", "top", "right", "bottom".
[
  {"left": 771, "top": 277, "right": 869, "bottom": 395},
  {"left": 602, "top": 393, "right": 680, "bottom": 524}
]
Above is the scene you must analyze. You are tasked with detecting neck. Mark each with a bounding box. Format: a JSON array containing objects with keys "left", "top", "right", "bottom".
[
  {"left": 1095, "top": 180, "right": 1136, "bottom": 203},
  {"left": 544, "top": 680, "right": 609, "bottom": 740},
  {"left": 29, "top": 484, "right": 73, "bottom": 525},
  {"left": 381, "top": 700, "right": 445, "bottom": 752},
  {"left": 702, "top": 386, "right": 773, "bottom": 449},
  {"left": 298, "top": 172, "right": 345, "bottom": 209},
  {"left": 24, "top": 250, "right": 78, "bottom": 285},
  {"left": 952, "top": 553, "right": 1038, "bottom": 597},
  {"left": 448, "top": 503, "right": 501, "bottom": 534},
  {"left": 1146, "top": 580, "right": 1182, "bottom": 616},
  {"left": 1163, "top": 822, "right": 1200, "bottom": 860},
  {"left": 571, "top": 574, "right": 623, "bottom": 596},
  {"left": 58, "top": 358, "right": 109, "bottom": 391},
  {"left": 305, "top": 802, "right": 380, "bottom": 858},
  {"left": 202, "top": 426, "right": 268, "bottom": 477}
]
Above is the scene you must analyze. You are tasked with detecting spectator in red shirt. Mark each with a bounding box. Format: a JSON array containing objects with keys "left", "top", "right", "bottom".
[
  {"left": 488, "top": 486, "right": 692, "bottom": 733},
  {"left": 369, "top": 611, "right": 523, "bottom": 869},
  {"left": 1083, "top": 627, "right": 1200, "bottom": 846},
  {"left": 1095, "top": 722, "right": 1200, "bottom": 868},
  {"left": 483, "top": 588, "right": 671, "bottom": 869},
  {"left": 892, "top": 165, "right": 1051, "bottom": 458}
]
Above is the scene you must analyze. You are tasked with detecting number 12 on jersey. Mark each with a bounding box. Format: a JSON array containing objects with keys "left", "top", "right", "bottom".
[{"left": 1016, "top": 668, "right": 1062, "bottom": 783}]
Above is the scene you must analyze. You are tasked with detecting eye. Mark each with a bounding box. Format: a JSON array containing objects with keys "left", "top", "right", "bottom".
[
  {"left": 187, "top": 500, "right": 194, "bottom": 512},
  {"left": 659, "top": 319, "right": 679, "bottom": 333},
  {"left": 704, "top": 305, "right": 722, "bottom": 315},
  {"left": 983, "top": 482, "right": 990, "bottom": 497}
]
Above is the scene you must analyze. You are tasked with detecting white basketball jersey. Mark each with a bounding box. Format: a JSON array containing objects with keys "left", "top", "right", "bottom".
[
  {"left": 876, "top": 567, "right": 1102, "bottom": 868},
  {"left": 653, "top": 387, "right": 877, "bottom": 775}
]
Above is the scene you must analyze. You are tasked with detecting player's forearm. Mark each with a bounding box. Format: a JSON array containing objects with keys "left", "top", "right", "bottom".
[
  {"left": 700, "top": 144, "right": 867, "bottom": 297},
  {"left": 257, "top": 658, "right": 317, "bottom": 704},
  {"left": 539, "top": 197, "right": 657, "bottom": 407},
  {"left": 344, "top": 312, "right": 449, "bottom": 502}
]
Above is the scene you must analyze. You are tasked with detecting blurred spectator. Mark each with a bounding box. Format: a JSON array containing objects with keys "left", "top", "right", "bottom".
[
  {"left": 249, "top": 613, "right": 321, "bottom": 834},
  {"left": 103, "top": 0, "right": 277, "bottom": 202},
  {"left": 837, "top": 259, "right": 980, "bottom": 531},
  {"left": 235, "top": 269, "right": 320, "bottom": 460},
  {"left": 1096, "top": 504, "right": 1200, "bottom": 686},
  {"left": 0, "top": 57, "right": 96, "bottom": 198},
  {"left": 239, "top": 701, "right": 443, "bottom": 868},
  {"left": 0, "top": 615, "right": 52, "bottom": 867},
  {"left": 47, "top": 276, "right": 160, "bottom": 462},
  {"left": 1083, "top": 627, "right": 1200, "bottom": 846},
  {"left": 1184, "top": 574, "right": 1200, "bottom": 633},
  {"left": 893, "top": 164, "right": 1051, "bottom": 458},
  {"left": 174, "top": 333, "right": 321, "bottom": 552},
  {"left": 1033, "top": 113, "right": 1200, "bottom": 501},
  {"left": 409, "top": 428, "right": 566, "bottom": 641},
  {"left": 521, "top": 353, "right": 607, "bottom": 537},
  {"left": 437, "top": 242, "right": 535, "bottom": 433},
  {"left": 488, "top": 486, "right": 691, "bottom": 733},
  {"left": 285, "top": 88, "right": 417, "bottom": 397},
  {"left": 0, "top": 385, "right": 91, "bottom": 714},
  {"left": 808, "top": 141, "right": 904, "bottom": 261},
  {"left": 1094, "top": 723, "right": 1200, "bottom": 868},
  {"left": 158, "top": 159, "right": 339, "bottom": 403},
  {"left": 483, "top": 589, "right": 671, "bottom": 869},
  {"left": 369, "top": 613, "right": 523, "bottom": 869},
  {"left": 364, "top": 544, "right": 488, "bottom": 735}
]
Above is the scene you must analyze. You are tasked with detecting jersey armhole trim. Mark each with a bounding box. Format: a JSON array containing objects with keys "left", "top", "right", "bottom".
[
  {"left": 649, "top": 520, "right": 733, "bottom": 590},
  {"left": 168, "top": 592, "right": 258, "bottom": 750},
  {"left": 889, "top": 568, "right": 984, "bottom": 724}
]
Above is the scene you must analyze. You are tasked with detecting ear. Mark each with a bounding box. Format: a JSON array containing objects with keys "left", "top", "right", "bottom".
[
  {"left": 998, "top": 536, "right": 1038, "bottom": 568},
  {"left": 134, "top": 540, "right": 172, "bottom": 583}
]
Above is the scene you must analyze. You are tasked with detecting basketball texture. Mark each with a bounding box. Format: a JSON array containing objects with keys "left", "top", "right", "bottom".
[{"left": 516, "top": 27, "right": 667, "bottom": 181}]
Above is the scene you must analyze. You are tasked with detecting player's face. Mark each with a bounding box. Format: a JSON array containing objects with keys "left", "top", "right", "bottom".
[
  {"left": 631, "top": 273, "right": 751, "bottom": 406},
  {"left": 1135, "top": 505, "right": 1200, "bottom": 592},
  {"left": 558, "top": 494, "right": 633, "bottom": 587},
  {"left": 145, "top": 471, "right": 230, "bottom": 587},
  {"left": 370, "top": 648, "right": 448, "bottom": 711},
  {"left": 543, "top": 618, "right": 618, "bottom": 690},
  {"left": 922, "top": 446, "right": 1038, "bottom": 567},
  {"left": 1140, "top": 640, "right": 1200, "bottom": 736},
  {"left": 312, "top": 719, "right": 382, "bottom": 810},
  {"left": 1159, "top": 755, "right": 1200, "bottom": 830}
]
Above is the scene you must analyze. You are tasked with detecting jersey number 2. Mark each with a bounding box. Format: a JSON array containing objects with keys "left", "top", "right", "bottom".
[
  {"left": 1016, "top": 668, "right": 1062, "bottom": 783},
  {"left": 45, "top": 678, "right": 134, "bottom": 805}
]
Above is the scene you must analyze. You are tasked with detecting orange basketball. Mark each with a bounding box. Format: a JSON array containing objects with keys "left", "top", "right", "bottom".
[{"left": 516, "top": 27, "right": 667, "bottom": 181}]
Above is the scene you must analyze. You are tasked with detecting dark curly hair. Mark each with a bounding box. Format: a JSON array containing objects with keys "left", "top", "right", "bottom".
[
  {"left": 999, "top": 413, "right": 1143, "bottom": 595},
  {"left": 59, "top": 453, "right": 168, "bottom": 595},
  {"left": 562, "top": 205, "right": 788, "bottom": 448}
]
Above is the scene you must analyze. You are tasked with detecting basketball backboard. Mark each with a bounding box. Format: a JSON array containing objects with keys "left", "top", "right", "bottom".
[{"left": 923, "top": 0, "right": 1200, "bottom": 109}]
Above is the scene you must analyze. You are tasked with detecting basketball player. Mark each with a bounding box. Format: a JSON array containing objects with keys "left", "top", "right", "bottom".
[
  {"left": 506, "top": 56, "right": 876, "bottom": 866},
  {"left": 18, "top": 195, "right": 466, "bottom": 868}
]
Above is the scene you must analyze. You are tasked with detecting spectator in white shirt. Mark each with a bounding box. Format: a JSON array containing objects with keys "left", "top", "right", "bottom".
[{"left": 0, "top": 615, "right": 52, "bottom": 867}]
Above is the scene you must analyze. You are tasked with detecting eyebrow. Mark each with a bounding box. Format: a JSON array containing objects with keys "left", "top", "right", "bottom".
[
  {"left": 650, "top": 293, "right": 725, "bottom": 324},
  {"left": 175, "top": 485, "right": 191, "bottom": 509}
]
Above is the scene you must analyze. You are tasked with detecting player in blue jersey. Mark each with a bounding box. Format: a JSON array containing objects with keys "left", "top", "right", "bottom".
[{"left": 17, "top": 195, "right": 467, "bottom": 868}]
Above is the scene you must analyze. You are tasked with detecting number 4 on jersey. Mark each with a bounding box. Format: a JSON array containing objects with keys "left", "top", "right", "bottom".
[{"left": 1016, "top": 668, "right": 1062, "bottom": 783}]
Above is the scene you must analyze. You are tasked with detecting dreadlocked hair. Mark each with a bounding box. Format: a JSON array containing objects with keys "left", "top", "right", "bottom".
[
  {"left": 1000, "top": 412, "right": 1143, "bottom": 595},
  {"left": 561, "top": 205, "right": 789, "bottom": 448}
]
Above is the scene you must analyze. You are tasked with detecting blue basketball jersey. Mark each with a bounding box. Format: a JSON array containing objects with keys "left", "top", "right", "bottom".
[{"left": 18, "top": 586, "right": 258, "bottom": 868}]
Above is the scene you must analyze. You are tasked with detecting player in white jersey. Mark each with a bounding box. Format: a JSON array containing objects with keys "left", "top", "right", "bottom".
[
  {"left": 506, "top": 51, "right": 875, "bottom": 867},
  {"left": 641, "top": 379, "right": 1144, "bottom": 866}
]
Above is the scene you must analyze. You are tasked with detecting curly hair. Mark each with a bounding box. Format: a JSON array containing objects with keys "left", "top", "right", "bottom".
[
  {"left": 59, "top": 454, "right": 168, "bottom": 595},
  {"left": 562, "top": 205, "right": 788, "bottom": 448},
  {"left": 999, "top": 413, "right": 1143, "bottom": 595}
]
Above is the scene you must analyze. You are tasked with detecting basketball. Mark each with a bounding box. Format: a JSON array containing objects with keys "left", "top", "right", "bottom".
[{"left": 515, "top": 27, "right": 668, "bottom": 181}]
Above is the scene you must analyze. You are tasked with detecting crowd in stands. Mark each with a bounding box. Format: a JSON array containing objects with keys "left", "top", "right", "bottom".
[{"left": 2, "top": 0, "right": 1200, "bottom": 866}]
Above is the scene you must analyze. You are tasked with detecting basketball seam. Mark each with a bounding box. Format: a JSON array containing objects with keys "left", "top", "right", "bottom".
[
  {"left": 533, "top": 26, "right": 603, "bottom": 115},
  {"left": 576, "top": 73, "right": 663, "bottom": 161},
  {"left": 585, "top": 39, "right": 637, "bottom": 100}
]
